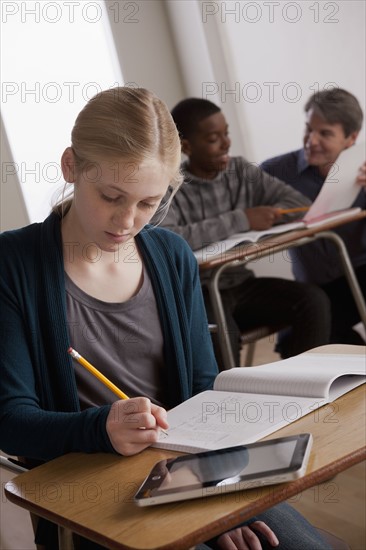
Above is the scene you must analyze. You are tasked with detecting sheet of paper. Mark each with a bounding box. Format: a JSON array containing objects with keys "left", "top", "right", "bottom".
[
  {"left": 154, "top": 390, "right": 321, "bottom": 453},
  {"left": 304, "top": 141, "right": 365, "bottom": 221}
]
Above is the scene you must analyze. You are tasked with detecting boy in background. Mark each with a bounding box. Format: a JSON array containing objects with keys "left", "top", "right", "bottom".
[{"left": 161, "top": 98, "right": 331, "bottom": 366}]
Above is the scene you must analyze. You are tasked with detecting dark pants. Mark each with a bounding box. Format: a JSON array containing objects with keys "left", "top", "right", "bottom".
[
  {"left": 320, "top": 264, "right": 366, "bottom": 345},
  {"left": 203, "top": 277, "right": 331, "bottom": 366}
]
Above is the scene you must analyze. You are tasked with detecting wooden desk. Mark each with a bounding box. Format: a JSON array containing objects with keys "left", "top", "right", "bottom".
[
  {"left": 198, "top": 211, "right": 366, "bottom": 370},
  {"left": 4, "top": 345, "right": 366, "bottom": 550}
]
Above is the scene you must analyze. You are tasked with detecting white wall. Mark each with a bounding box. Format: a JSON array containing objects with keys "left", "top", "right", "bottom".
[
  {"left": 105, "top": 0, "right": 185, "bottom": 108},
  {"left": 199, "top": 0, "right": 365, "bottom": 163}
]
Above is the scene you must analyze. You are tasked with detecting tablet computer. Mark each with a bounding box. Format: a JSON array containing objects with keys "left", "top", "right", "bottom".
[{"left": 134, "top": 433, "right": 313, "bottom": 506}]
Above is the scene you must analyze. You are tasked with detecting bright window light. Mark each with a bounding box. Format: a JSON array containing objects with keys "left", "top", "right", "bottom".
[{"left": 1, "top": 0, "right": 123, "bottom": 222}]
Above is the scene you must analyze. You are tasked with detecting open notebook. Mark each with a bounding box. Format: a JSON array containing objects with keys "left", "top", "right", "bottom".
[
  {"left": 194, "top": 142, "right": 365, "bottom": 262},
  {"left": 153, "top": 351, "right": 366, "bottom": 453}
]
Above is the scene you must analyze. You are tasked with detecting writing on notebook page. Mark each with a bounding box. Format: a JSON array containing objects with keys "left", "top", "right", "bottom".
[{"left": 153, "top": 350, "right": 365, "bottom": 453}]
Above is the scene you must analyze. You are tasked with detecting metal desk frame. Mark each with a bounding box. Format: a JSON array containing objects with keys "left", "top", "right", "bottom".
[{"left": 206, "top": 230, "right": 366, "bottom": 370}]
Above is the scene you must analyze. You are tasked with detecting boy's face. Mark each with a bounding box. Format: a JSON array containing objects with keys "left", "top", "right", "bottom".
[
  {"left": 182, "top": 111, "right": 231, "bottom": 179},
  {"left": 303, "top": 109, "right": 358, "bottom": 172}
]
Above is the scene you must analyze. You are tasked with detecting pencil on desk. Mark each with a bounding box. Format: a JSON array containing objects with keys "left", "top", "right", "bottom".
[
  {"left": 67, "top": 347, "right": 168, "bottom": 435},
  {"left": 279, "top": 206, "right": 310, "bottom": 215}
]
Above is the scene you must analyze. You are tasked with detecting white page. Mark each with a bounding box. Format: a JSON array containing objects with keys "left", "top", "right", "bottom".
[
  {"left": 213, "top": 354, "right": 366, "bottom": 399},
  {"left": 328, "top": 376, "right": 366, "bottom": 401},
  {"left": 193, "top": 221, "right": 304, "bottom": 263},
  {"left": 154, "top": 390, "right": 320, "bottom": 453},
  {"left": 303, "top": 141, "right": 365, "bottom": 220}
]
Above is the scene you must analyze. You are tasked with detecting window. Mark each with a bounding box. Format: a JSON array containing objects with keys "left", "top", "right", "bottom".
[{"left": 1, "top": 0, "right": 123, "bottom": 221}]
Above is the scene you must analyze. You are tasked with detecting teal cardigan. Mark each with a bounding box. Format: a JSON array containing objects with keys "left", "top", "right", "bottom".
[{"left": 0, "top": 213, "right": 218, "bottom": 461}]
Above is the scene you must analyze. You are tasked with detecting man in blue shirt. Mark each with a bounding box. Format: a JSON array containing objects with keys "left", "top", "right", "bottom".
[{"left": 261, "top": 88, "right": 366, "bottom": 344}]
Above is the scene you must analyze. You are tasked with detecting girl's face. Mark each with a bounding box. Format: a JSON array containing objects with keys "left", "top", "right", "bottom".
[{"left": 63, "top": 152, "right": 171, "bottom": 252}]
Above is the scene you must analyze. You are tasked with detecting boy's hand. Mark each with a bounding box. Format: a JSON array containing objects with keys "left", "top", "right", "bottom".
[
  {"left": 106, "top": 397, "right": 169, "bottom": 456},
  {"left": 245, "top": 207, "right": 282, "bottom": 230}
]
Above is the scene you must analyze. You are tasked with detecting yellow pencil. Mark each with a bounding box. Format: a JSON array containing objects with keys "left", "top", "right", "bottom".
[
  {"left": 68, "top": 347, "right": 168, "bottom": 436},
  {"left": 279, "top": 206, "right": 310, "bottom": 215},
  {"left": 68, "top": 347, "right": 129, "bottom": 399}
]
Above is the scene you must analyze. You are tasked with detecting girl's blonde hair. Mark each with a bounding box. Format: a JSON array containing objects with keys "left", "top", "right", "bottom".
[{"left": 53, "top": 87, "right": 183, "bottom": 218}]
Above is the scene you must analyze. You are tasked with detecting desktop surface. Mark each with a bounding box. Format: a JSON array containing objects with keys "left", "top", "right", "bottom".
[{"left": 4, "top": 345, "right": 366, "bottom": 550}]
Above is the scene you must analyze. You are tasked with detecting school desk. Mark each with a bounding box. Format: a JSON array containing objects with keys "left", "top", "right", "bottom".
[
  {"left": 4, "top": 344, "right": 366, "bottom": 550},
  {"left": 198, "top": 210, "right": 366, "bottom": 370}
]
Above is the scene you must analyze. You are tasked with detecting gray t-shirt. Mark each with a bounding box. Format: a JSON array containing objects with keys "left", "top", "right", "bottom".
[{"left": 65, "top": 268, "right": 166, "bottom": 410}]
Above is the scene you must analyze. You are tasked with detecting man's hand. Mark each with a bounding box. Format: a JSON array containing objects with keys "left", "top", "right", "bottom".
[
  {"left": 245, "top": 207, "right": 282, "bottom": 230},
  {"left": 217, "top": 521, "right": 279, "bottom": 550},
  {"left": 106, "top": 397, "right": 169, "bottom": 456}
]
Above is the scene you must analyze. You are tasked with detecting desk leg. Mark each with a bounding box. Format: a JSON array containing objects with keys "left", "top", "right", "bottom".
[
  {"left": 313, "top": 231, "right": 366, "bottom": 329},
  {"left": 208, "top": 265, "right": 236, "bottom": 370},
  {"left": 58, "top": 526, "right": 74, "bottom": 550}
]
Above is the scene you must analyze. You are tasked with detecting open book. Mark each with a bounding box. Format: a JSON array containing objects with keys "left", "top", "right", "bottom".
[
  {"left": 194, "top": 208, "right": 361, "bottom": 262},
  {"left": 194, "top": 141, "right": 365, "bottom": 262},
  {"left": 154, "top": 351, "right": 365, "bottom": 453}
]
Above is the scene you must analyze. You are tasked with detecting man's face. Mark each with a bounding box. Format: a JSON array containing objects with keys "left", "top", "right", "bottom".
[
  {"left": 303, "top": 108, "right": 358, "bottom": 173},
  {"left": 183, "top": 111, "right": 231, "bottom": 179}
]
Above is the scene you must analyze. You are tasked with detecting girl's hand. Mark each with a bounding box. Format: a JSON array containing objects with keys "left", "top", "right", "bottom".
[
  {"left": 245, "top": 207, "right": 282, "bottom": 230},
  {"left": 216, "top": 521, "right": 279, "bottom": 550},
  {"left": 106, "top": 397, "right": 169, "bottom": 456}
]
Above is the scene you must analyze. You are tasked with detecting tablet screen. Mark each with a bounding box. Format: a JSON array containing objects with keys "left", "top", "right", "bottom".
[
  {"left": 135, "top": 434, "right": 312, "bottom": 504},
  {"left": 158, "top": 439, "right": 297, "bottom": 491}
]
